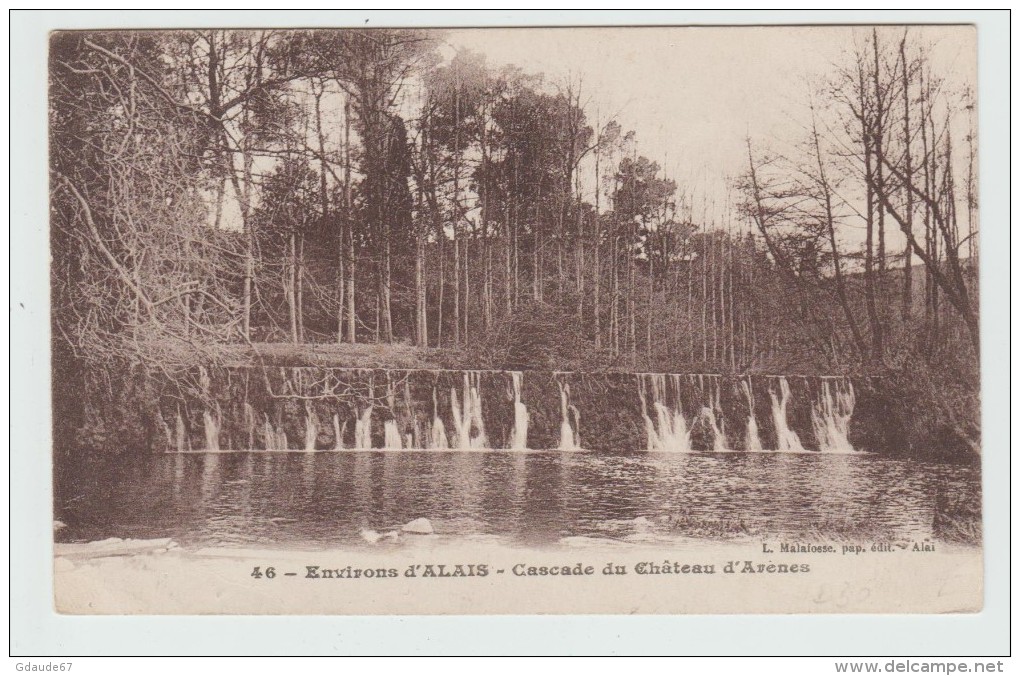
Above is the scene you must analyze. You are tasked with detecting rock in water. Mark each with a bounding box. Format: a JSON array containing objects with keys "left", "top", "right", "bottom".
[
  {"left": 360, "top": 529, "right": 383, "bottom": 544},
  {"left": 632, "top": 516, "right": 653, "bottom": 532},
  {"left": 401, "top": 518, "right": 434, "bottom": 535}
]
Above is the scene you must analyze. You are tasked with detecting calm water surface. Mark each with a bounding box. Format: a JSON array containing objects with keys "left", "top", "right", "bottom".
[{"left": 54, "top": 451, "right": 978, "bottom": 549}]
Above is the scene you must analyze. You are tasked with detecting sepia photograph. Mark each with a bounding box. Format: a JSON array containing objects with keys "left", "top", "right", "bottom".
[{"left": 43, "top": 20, "right": 988, "bottom": 619}]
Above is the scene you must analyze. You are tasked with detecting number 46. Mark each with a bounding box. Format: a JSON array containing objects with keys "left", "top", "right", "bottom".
[{"left": 251, "top": 566, "right": 276, "bottom": 579}]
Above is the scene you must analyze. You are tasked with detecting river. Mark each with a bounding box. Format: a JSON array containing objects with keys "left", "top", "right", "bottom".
[{"left": 54, "top": 450, "right": 979, "bottom": 550}]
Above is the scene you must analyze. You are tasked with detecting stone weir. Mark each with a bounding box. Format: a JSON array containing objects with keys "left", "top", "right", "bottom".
[{"left": 161, "top": 367, "right": 889, "bottom": 453}]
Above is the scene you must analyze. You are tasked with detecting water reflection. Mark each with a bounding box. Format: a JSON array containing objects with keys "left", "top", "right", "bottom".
[{"left": 56, "top": 451, "right": 979, "bottom": 549}]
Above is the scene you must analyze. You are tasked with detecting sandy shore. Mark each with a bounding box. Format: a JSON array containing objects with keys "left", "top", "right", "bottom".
[{"left": 53, "top": 532, "right": 982, "bottom": 615}]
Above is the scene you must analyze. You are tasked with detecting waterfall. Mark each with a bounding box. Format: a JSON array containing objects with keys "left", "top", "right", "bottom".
[
  {"left": 639, "top": 382, "right": 657, "bottom": 450},
  {"left": 164, "top": 368, "right": 868, "bottom": 454},
  {"left": 698, "top": 406, "right": 729, "bottom": 451},
  {"left": 451, "top": 386, "right": 464, "bottom": 444},
  {"left": 639, "top": 376, "right": 656, "bottom": 450},
  {"left": 430, "top": 418, "right": 450, "bottom": 449},
  {"left": 468, "top": 372, "right": 489, "bottom": 448},
  {"left": 175, "top": 408, "right": 187, "bottom": 452},
  {"left": 451, "top": 372, "right": 488, "bottom": 449},
  {"left": 812, "top": 378, "right": 856, "bottom": 453},
  {"left": 383, "top": 419, "right": 403, "bottom": 450},
  {"left": 262, "top": 414, "right": 288, "bottom": 450},
  {"left": 640, "top": 374, "right": 692, "bottom": 452},
  {"left": 699, "top": 375, "right": 729, "bottom": 451},
  {"left": 243, "top": 402, "right": 258, "bottom": 449},
  {"left": 428, "top": 387, "right": 450, "bottom": 449},
  {"left": 162, "top": 415, "right": 175, "bottom": 450},
  {"left": 262, "top": 418, "right": 273, "bottom": 449},
  {"left": 384, "top": 381, "right": 404, "bottom": 450},
  {"left": 569, "top": 403, "right": 581, "bottom": 446},
  {"left": 202, "top": 406, "right": 220, "bottom": 451},
  {"left": 509, "top": 371, "right": 529, "bottom": 449},
  {"left": 769, "top": 376, "right": 805, "bottom": 452},
  {"left": 354, "top": 406, "right": 373, "bottom": 449},
  {"left": 558, "top": 381, "right": 579, "bottom": 451},
  {"left": 403, "top": 380, "right": 421, "bottom": 449},
  {"left": 741, "top": 378, "right": 764, "bottom": 452},
  {"left": 354, "top": 375, "right": 376, "bottom": 449},
  {"left": 304, "top": 407, "right": 318, "bottom": 451},
  {"left": 332, "top": 413, "right": 345, "bottom": 450}
]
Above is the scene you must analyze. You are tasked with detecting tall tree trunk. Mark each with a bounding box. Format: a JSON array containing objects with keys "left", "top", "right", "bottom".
[
  {"left": 480, "top": 100, "right": 492, "bottom": 331},
  {"left": 533, "top": 231, "right": 541, "bottom": 302},
  {"left": 628, "top": 218, "right": 637, "bottom": 363},
  {"left": 687, "top": 240, "right": 694, "bottom": 364},
  {"left": 485, "top": 239, "right": 492, "bottom": 330},
  {"left": 463, "top": 234, "right": 470, "bottom": 343},
  {"left": 607, "top": 235, "right": 616, "bottom": 356},
  {"left": 383, "top": 233, "right": 393, "bottom": 343},
  {"left": 576, "top": 185, "right": 584, "bottom": 322},
  {"left": 416, "top": 233, "right": 426, "bottom": 347},
  {"left": 873, "top": 30, "right": 888, "bottom": 281},
  {"left": 452, "top": 83, "right": 461, "bottom": 346},
  {"left": 414, "top": 173, "right": 427, "bottom": 348},
  {"left": 344, "top": 101, "right": 356, "bottom": 344},
  {"left": 313, "top": 83, "right": 346, "bottom": 345},
  {"left": 966, "top": 92, "right": 977, "bottom": 262},
  {"left": 593, "top": 142, "right": 602, "bottom": 349},
  {"left": 424, "top": 114, "right": 443, "bottom": 347},
  {"left": 900, "top": 37, "right": 914, "bottom": 320},
  {"left": 920, "top": 69, "right": 933, "bottom": 327},
  {"left": 727, "top": 222, "right": 736, "bottom": 369},
  {"left": 504, "top": 199, "right": 513, "bottom": 314},
  {"left": 748, "top": 234, "right": 757, "bottom": 363},
  {"left": 860, "top": 67, "right": 882, "bottom": 362},
  {"left": 453, "top": 236, "right": 460, "bottom": 345},
  {"left": 811, "top": 119, "right": 867, "bottom": 357},
  {"left": 437, "top": 234, "right": 445, "bottom": 346},
  {"left": 714, "top": 227, "right": 722, "bottom": 365},
  {"left": 288, "top": 232, "right": 299, "bottom": 343},
  {"left": 296, "top": 232, "right": 305, "bottom": 342},
  {"left": 646, "top": 234, "right": 654, "bottom": 361},
  {"left": 701, "top": 224, "right": 708, "bottom": 364},
  {"left": 512, "top": 160, "right": 520, "bottom": 308},
  {"left": 243, "top": 240, "right": 253, "bottom": 340}
]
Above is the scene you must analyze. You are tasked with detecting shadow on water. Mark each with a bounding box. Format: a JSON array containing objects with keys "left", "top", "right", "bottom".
[{"left": 54, "top": 449, "right": 980, "bottom": 549}]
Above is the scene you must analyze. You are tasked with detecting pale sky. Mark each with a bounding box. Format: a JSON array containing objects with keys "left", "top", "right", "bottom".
[
  {"left": 220, "top": 25, "right": 976, "bottom": 249},
  {"left": 444, "top": 25, "right": 977, "bottom": 235}
]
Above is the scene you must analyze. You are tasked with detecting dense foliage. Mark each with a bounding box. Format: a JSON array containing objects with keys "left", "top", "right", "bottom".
[{"left": 49, "top": 29, "right": 979, "bottom": 454}]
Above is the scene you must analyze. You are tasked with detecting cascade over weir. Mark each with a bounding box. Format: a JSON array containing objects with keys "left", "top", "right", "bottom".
[{"left": 166, "top": 367, "right": 868, "bottom": 453}]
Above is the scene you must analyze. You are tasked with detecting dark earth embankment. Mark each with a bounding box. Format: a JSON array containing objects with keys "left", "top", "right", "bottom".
[{"left": 52, "top": 342, "right": 980, "bottom": 463}]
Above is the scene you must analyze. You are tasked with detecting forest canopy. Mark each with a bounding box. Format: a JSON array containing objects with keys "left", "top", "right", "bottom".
[{"left": 50, "top": 27, "right": 978, "bottom": 377}]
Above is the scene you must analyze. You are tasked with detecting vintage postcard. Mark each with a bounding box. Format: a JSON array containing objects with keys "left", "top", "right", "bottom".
[{"left": 50, "top": 24, "right": 981, "bottom": 615}]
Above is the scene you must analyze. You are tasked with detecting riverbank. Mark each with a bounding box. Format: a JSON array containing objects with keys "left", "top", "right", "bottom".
[
  {"left": 53, "top": 339, "right": 980, "bottom": 462},
  {"left": 54, "top": 533, "right": 982, "bottom": 615}
]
